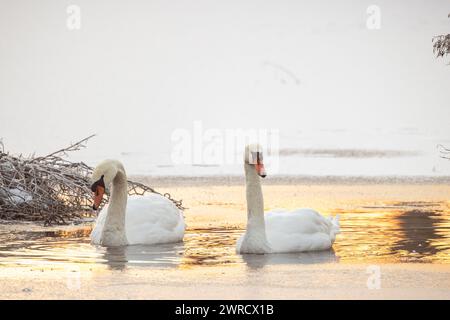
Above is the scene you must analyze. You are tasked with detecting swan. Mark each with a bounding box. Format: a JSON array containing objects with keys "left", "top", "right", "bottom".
[
  {"left": 89, "top": 159, "right": 185, "bottom": 246},
  {"left": 237, "top": 144, "right": 340, "bottom": 254}
]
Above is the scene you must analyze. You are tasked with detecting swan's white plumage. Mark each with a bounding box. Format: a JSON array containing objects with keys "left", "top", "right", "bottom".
[
  {"left": 237, "top": 209, "right": 339, "bottom": 253},
  {"left": 91, "top": 193, "right": 185, "bottom": 245},
  {"left": 265, "top": 209, "right": 339, "bottom": 253}
]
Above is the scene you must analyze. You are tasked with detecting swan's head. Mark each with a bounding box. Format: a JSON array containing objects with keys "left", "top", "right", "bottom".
[
  {"left": 90, "top": 159, "right": 122, "bottom": 210},
  {"left": 244, "top": 144, "right": 266, "bottom": 178}
]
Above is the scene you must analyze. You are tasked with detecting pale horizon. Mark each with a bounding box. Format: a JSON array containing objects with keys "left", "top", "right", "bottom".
[{"left": 1, "top": 0, "right": 450, "bottom": 176}]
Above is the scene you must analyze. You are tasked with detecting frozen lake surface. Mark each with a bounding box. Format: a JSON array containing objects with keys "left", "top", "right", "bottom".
[{"left": 1, "top": 180, "right": 450, "bottom": 299}]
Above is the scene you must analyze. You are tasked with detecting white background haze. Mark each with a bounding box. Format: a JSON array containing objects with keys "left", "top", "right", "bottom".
[{"left": 1, "top": 0, "right": 450, "bottom": 176}]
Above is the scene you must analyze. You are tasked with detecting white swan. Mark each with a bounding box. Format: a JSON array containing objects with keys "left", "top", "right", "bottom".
[
  {"left": 237, "top": 144, "right": 340, "bottom": 254},
  {"left": 89, "top": 159, "right": 185, "bottom": 246}
]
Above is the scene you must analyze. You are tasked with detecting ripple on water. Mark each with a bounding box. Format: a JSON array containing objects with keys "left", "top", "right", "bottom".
[{"left": 1, "top": 200, "right": 450, "bottom": 270}]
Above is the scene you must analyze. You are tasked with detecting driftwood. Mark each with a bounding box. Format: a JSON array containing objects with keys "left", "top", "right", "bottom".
[{"left": 0, "top": 135, "right": 183, "bottom": 225}]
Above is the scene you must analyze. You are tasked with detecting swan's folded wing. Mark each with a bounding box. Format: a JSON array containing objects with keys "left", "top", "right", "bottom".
[
  {"left": 125, "top": 194, "right": 185, "bottom": 245},
  {"left": 266, "top": 209, "right": 332, "bottom": 234},
  {"left": 265, "top": 209, "right": 339, "bottom": 253}
]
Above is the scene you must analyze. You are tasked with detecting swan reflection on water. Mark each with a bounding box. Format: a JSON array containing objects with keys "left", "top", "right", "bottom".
[
  {"left": 241, "top": 249, "right": 339, "bottom": 269},
  {"left": 96, "top": 229, "right": 339, "bottom": 270},
  {"left": 99, "top": 242, "right": 185, "bottom": 270},
  {"left": 99, "top": 243, "right": 338, "bottom": 270}
]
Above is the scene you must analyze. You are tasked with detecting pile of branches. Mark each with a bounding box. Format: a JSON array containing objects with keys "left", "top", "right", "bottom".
[{"left": 0, "top": 135, "right": 183, "bottom": 225}]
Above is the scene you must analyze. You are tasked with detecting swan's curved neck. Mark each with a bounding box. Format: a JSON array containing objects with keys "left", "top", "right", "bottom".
[
  {"left": 101, "top": 167, "right": 128, "bottom": 246},
  {"left": 244, "top": 163, "right": 267, "bottom": 237}
]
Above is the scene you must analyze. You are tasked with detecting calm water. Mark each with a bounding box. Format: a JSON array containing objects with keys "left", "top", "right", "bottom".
[{"left": 1, "top": 199, "right": 450, "bottom": 271}]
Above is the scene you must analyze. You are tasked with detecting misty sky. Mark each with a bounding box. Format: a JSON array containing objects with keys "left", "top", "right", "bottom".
[{"left": 1, "top": 0, "right": 449, "bottom": 164}]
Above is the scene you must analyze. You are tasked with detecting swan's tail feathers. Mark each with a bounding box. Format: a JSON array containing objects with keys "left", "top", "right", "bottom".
[{"left": 330, "top": 214, "right": 340, "bottom": 234}]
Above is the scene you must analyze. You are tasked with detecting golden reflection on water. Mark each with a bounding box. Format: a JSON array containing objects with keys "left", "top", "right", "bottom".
[
  {"left": 1, "top": 199, "right": 450, "bottom": 271},
  {"left": 179, "top": 228, "right": 241, "bottom": 268},
  {"left": 333, "top": 201, "right": 450, "bottom": 263}
]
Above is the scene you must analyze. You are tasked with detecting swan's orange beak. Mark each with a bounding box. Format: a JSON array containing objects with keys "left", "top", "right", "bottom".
[
  {"left": 256, "top": 163, "right": 266, "bottom": 178},
  {"left": 92, "top": 185, "right": 105, "bottom": 210}
]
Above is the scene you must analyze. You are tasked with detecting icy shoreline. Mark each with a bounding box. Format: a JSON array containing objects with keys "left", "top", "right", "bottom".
[{"left": 130, "top": 174, "right": 450, "bottom": 187}]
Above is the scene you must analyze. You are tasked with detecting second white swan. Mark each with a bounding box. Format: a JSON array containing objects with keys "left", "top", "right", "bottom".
[
  {"left": 90, "top": 159, "right": 185, "bottom": 246},
  {"left": 237, "top": 144, "right": 340, "bottom": 254}
]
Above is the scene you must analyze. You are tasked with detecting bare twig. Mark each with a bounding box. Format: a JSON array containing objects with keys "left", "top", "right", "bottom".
[{"left": 32, "top": 134, "right": 96, "bottom": 162}]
